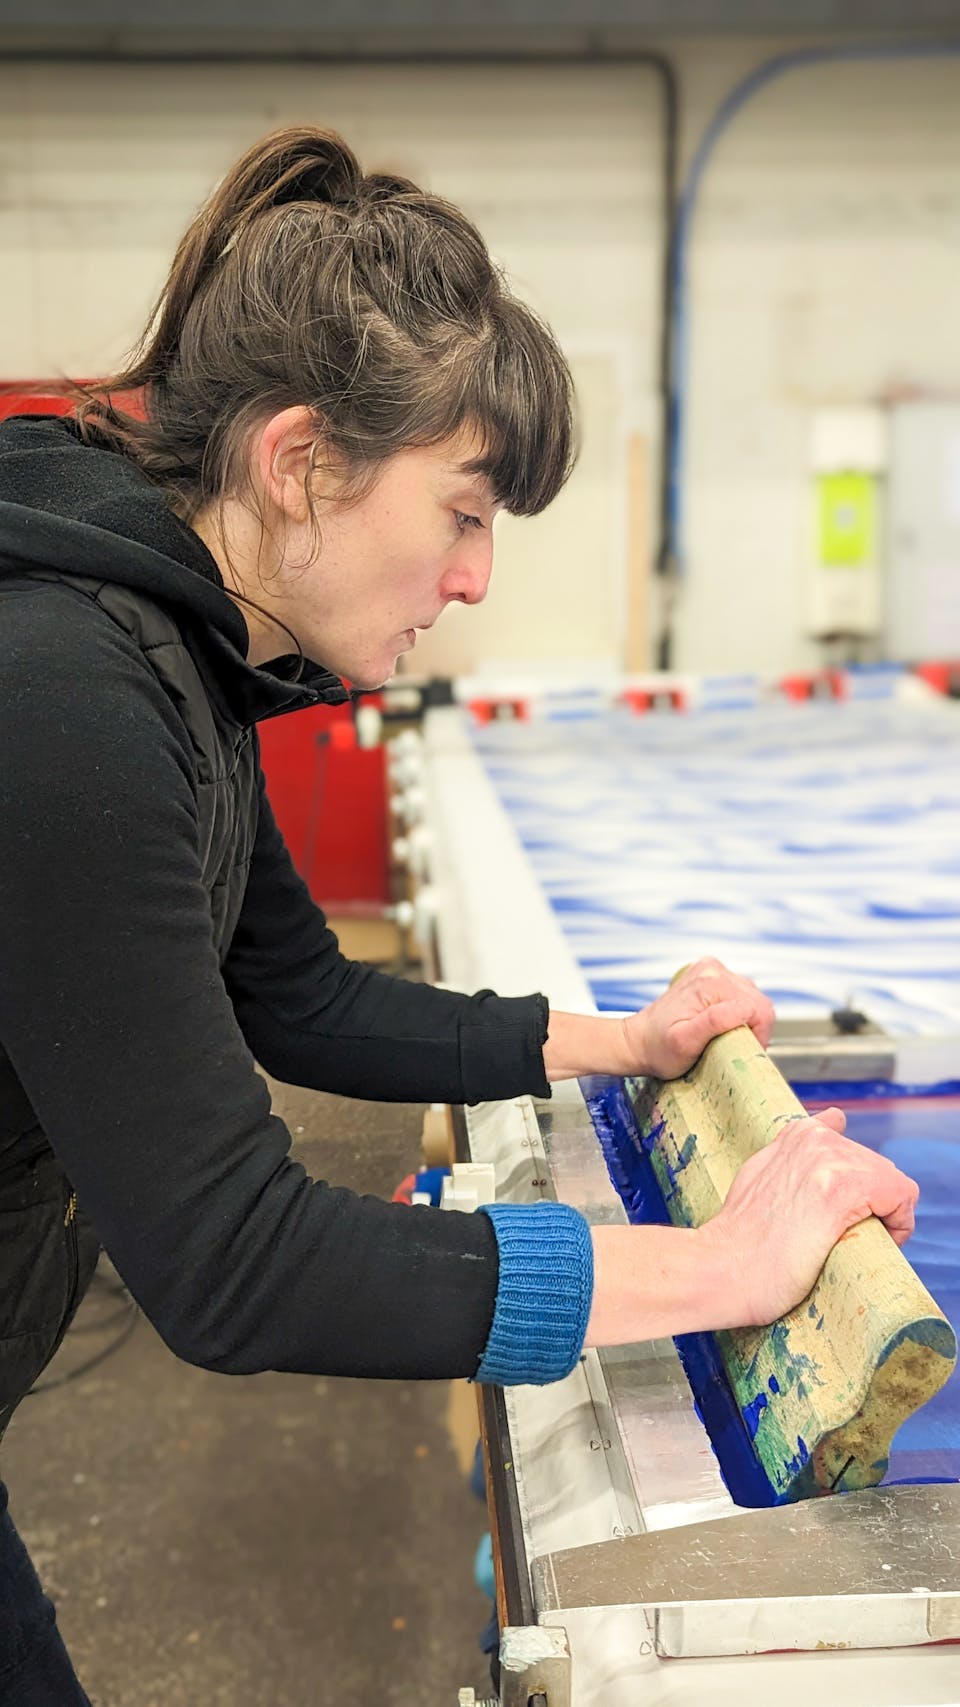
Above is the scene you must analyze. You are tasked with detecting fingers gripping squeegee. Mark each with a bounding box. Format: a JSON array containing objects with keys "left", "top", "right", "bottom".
[{"left": 630, "top": 1027, "right": 957, "bottom": 1502}]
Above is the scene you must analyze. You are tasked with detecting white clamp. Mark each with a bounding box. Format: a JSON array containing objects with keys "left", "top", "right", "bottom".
[{"left": 440, "top": 1162, "right": 497, "bottom": 1214}]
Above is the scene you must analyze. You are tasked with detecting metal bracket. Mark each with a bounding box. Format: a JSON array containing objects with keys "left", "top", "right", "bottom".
[
  {"left": 499, "top": 1625, "right": 571, "bottom": 1707},
  {"left": 768, "top": 1013, "right": 895, "bottom": 1082},
  {"left": 531, "top": 1484, "right": 960, "bottom": 1660}
]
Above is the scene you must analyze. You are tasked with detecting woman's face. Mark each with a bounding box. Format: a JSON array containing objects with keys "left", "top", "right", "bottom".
[{"left": 227, "top": 418, "right": 499, "bottom": 687}]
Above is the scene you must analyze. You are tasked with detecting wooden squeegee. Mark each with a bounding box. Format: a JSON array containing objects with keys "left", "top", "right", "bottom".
[{"left": 631, "top": 1027, "right": 957, "bottom": 1501}]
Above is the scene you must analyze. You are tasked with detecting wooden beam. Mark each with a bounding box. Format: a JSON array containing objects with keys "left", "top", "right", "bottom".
[
  {"left": 625, "top": 430, "right": 649, "bottom": 673},
  {"left": 476, "top": 1380, "right": 534, "bottom": 1632},
  {"left": 421, "top": 1101, "right": 455, "bottom": 1168},
  {"left": 631, "top": 1027, "right": 957, "bottom": 1500}
]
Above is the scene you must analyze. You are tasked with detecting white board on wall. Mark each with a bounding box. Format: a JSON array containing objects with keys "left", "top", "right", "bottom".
[{"left": 886, "top": 402, "right": 960, "bottom": 661}]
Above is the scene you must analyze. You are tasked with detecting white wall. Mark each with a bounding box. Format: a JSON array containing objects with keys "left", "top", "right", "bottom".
[
  {"left": 675, "top": 43, "right": 960, "bottom": 674},
  {"left": 2, "top": 48, "right": 960, "bottom": 675},
  {"left": 0, "top": 61, "right": 659, "bottom": 677}
]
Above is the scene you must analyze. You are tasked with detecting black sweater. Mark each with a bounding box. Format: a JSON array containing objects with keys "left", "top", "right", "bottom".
[{"left": 0, "top": 415, "right": 553, "bottom": 1382}]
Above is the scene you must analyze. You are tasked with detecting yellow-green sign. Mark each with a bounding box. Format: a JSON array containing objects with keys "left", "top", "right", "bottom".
[{"left": 817, "top": 471, "right": 876, "bottom": 567}]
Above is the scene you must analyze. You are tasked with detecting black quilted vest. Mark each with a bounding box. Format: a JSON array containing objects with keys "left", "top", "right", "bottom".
[{"left": 0, "top": 568, "right": 339, "bottom": 1432}]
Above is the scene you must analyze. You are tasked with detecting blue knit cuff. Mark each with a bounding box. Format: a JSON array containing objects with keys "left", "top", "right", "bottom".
[{"left": 474, "top": 1202, "right": 594, "bottom": 1387}]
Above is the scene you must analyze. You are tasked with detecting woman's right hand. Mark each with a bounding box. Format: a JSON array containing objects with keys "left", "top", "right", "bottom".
[
  {"left": 584, "top": 1111, "right": 920, "bottom": 1349},
  {"left": 703, "top": 1108, "right": 920, "bottom": 1329}
]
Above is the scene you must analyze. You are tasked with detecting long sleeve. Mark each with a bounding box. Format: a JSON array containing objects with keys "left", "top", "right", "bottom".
[
  {"left": 222, "top": 764, "right": 552, "bottom": 1105},
  {"left": 0, "top": 586, "right": 589, "bottom": 1385}
]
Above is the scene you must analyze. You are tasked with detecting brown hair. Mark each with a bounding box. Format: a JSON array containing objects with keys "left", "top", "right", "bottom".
[{"left": 75, "top": 126, "right": 576, "bottom": 535}]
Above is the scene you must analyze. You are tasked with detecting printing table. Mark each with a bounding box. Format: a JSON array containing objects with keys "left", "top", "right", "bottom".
[{"left": 401, "top": 678, "right": 960, "bottom": 1706}]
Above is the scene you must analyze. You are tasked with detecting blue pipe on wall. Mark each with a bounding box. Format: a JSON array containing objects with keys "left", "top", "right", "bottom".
[{"left": 666, "top": 40, "right": 960, "bottom": 589}]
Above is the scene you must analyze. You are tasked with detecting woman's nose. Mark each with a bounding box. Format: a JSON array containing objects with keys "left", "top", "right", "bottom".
[{"left": 444, "top": 536, "right": 493, "bottom": 607}]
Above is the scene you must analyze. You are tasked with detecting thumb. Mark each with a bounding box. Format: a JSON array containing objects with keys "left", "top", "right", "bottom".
[
  {"left": 696, "top": 998, "right": 761, "bottom": 1044},
  {"left": 811, "top": 1105, "right": 847, "bottom": 1135}
]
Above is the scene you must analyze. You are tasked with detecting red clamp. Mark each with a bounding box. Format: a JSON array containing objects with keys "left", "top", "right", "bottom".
[
  {"left": 467, "top": 696, "right": 531, "bottom": 725},
  {"left": 778, "top": 670, "right": 848, "bottom": 702},
  {"left": 620, "top": 686, "right": 688, "bottom": 714},
  {"left": 914, "top": 661, "right": 960, "bottom": 697}
]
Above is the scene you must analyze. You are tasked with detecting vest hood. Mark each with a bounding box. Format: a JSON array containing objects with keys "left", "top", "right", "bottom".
[{"left": 0, "top": 412, "right": 349, "bottom": 725}]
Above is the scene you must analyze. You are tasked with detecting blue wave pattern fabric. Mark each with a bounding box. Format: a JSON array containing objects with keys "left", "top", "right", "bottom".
[
  {"left": 474, "top": 691, "right": 960, "bottom": 1488},
  {"left": 474, "top": 696, "right": 960, "bottom": 1036},
  {"left": 840, "top": 1097, "right": 960, "bottom": 1485}
]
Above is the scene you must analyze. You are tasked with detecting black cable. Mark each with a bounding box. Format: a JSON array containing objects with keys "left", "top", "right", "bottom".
[
  {"left": 67, "top": 1304, "right": 137, "bottom": 1335},
  {"left": 652, "top": 61, "right": 682, "bottom": 674},
  {"left": 25, "top": 1270, "right": 140, "bottom": 1399},
  {"left": 27, "top": 1310, "right": 140, "bottom": 1397}
]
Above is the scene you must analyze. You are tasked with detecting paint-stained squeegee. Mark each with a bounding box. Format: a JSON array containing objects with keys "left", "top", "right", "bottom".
[{"left": 627, "top": 1027, "right": 957, "bottom": 1503}]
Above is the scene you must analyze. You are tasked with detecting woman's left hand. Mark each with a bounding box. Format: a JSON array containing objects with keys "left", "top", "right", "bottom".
[
  {"left": 542, "top": 958, "right": 775, "bottom": 1084},
  {"left": 619, "top": 957, "right": 775, "bottom": 1081}
]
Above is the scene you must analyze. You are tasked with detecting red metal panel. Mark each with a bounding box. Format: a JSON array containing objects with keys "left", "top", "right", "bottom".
[
  {"left": 0, "top": 383, "right": 145, "bottom": 420},
  {"left": 257, "top": 704, "right": 389, "bottom": 909},
  {"left": 0, "top": 385, "right": 75, "bottom": 419}
]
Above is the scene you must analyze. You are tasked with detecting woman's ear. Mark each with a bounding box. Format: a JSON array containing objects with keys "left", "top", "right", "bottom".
[{"left": 256, "top": 406, "right": 319, "bottom": 525}]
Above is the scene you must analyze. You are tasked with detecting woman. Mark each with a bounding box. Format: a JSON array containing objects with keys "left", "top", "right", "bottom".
[{"left": 0, "top": 127, "right": 917, "bottom": 1700}]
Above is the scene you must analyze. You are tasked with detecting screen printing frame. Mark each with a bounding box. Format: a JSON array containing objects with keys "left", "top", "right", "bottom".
[{"left": 418, "top": 703, "right": 960, "bottom": 1707}]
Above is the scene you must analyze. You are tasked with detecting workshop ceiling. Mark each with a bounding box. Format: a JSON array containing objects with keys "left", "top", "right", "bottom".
[{"left": 2, "top": 0, "right": 960, "bottom": 57}]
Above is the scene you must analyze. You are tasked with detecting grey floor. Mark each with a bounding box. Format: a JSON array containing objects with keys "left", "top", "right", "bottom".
[{"left": 2, "top": 1078, "right": 495, "bottom": 1707}]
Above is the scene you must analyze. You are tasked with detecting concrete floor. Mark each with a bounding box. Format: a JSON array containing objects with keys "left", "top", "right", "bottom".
[{"left": 2, "top": 1074, "right": 496, "bottom": 1706}]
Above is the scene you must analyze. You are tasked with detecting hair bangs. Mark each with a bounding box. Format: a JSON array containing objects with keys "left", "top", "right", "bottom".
[{"left": 459, "top": 301, "right": 576, "bottom": 517}]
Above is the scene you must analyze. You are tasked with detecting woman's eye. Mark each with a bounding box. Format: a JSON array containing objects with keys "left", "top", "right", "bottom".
[{"left": 454, "top": 511, "right": 483, "bottom": 533}]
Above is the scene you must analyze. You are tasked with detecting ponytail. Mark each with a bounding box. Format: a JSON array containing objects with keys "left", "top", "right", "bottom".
[
  {"left": 124, "top": 131, "right": 364, "bottom": 392},
  {"left": 74, "top": 125, "right": 574, "bottom": 526}
]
